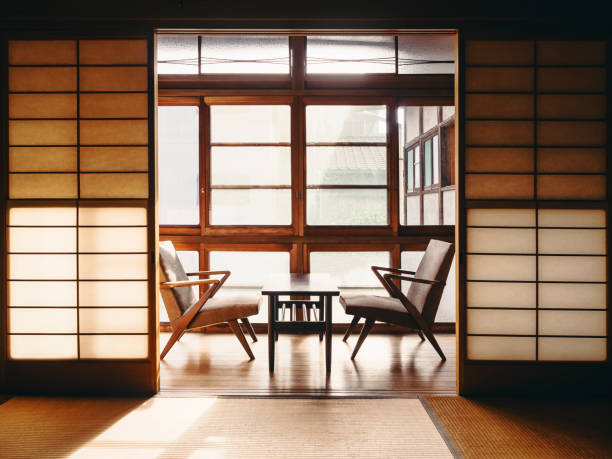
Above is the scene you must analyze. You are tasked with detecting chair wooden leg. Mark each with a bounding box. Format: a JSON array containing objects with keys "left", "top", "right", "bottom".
[
  {"left": 161, "top": 325, "right": 186, "bottom": 360},
  {"left": 423, "top": 328, "right": 446, "bottom": 361},
  {"left": 240, "top": 318, "right": 257, "bottom": 342},
  {"left": 351, "top": 318, "right": 375, "bottom": 360},
  {"left": 343, "top": 315, "right": 360, "bottom": 342},
  {"left": 228, "top": 319, "right": 255, "bottom": 360},
  {"left": 417, "top": 330, "right": 426, "bottom": 341}
]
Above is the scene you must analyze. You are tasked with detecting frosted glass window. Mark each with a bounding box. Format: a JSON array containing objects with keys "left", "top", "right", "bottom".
[
  {"left": 467, "top": 255, "right": 536, "bottom": 281},
  {"left": 467, "top": 309, "right": 536, "bottom": 335},
  {"left": 423, "top": 107, "right": 439, "bottom": 133},
  {"left": 211, "top": 147, "right": 291, "bottom": 186},
  {"left": 307, "top": 146, "right": 387, "bottom": 185},
  {"left": 9, "top": 308, "right": 77, "bottom": 334},
  {"left": 158, "top": 106, "right": 199, "bottom": 225},
  {"left": 9, "top": 281, "right": 77, "bottom": 307},
  {"left": 423, "top": 192, "right": 439, "bottom": 225},
  {"left": 307, "top": 106, "right": 387, "bottom": 143},
  {"left": 9, "top": 206, "right": 76, "bottom": 226},
  {"left": 467, "top": 228, "right": 535, "bottom": 254},
  {"left": 539, "top": 310, "right": 606, "bottom": 336},
  {"left": 80, "top": 335, "right": 148, "bottom": 359},
  {"left": 467, "top": 282, "right": 536, "bottom": 308},
  {"left": 307, "top": 189, "right": 387, "bottom": 226},
  {"left": 80, "top": 281, "right": 148, "bottom": 307},
  {"left": 210, "top": 251, "right": 289, "bottom": 287},
  {"left": 210, "top": 189, "right": 291, "bottom": 225},
  {"left": 442, "top": 190, "right": 455, "bottom": 225},
  {"left": 80, "top": 308, "right": 148, "bottom": 334},
  {"left": 539, "top": 283, "right": 606, "bottom": 309},
  {"left": 538, "top": 209, "right": 605, "bottom": 228},
  {"left": 79, "top": 227, "right": 147, "bottom": 253},
  {"left": 539, "top": 338, "right": 606, "bottom": 361},
  {"left": 307, "top": 36, "right": 395, "bottom": 74},
  {"left": 405, "top": 195, "right": 420, "bottom": 225},
  {"left": 157, "top": 35, "right": 198, "bottom": 74},
  {"left": 211, "top": 105, "right": 290, "bottom": 143},
  {"left": 398, "top": 34, "right": 455, "bottom": 74},
  {"left": 467, "top": 208, "right": 535, "bottom": 227},
  {"left": 538, "top": 256, "right": 606, "bottom": 282},
  {"left": 538, "top": 229, "right": 605, "bottom": 255},
  {"left": 468, "top": 336, "right": 536, "bottom": 360},
  {"left": 9, "top": 254, "right": 76, "bottom": 280},
  {"left": 201, "top": 36, "right": 289, "bottom": 74},
  {"left": 78, "top": 254, "right": 147, "bottom": 280},
  {"left": 310, "top": 252, "right": 389, "bottom": 288},
  {"left": 401, "top": 106, "right": 420, "bottom": 142},
  {"left": 9, "top": 227, "right": 76, "bottom": 253},
  {"left": 10, "top": 335, "right": 78, "bottom": 360},
  {"left": 78, "top": 207, "right": 147, "bottom": 226}
]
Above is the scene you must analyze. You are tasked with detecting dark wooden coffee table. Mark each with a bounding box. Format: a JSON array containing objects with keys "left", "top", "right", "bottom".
[{"left": 262, "top": 273, "right": 339, "bottom": 373}]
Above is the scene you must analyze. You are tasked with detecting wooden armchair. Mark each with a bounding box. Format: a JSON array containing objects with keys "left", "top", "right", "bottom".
[
  {"left": 340, "top": 239, "right": 454, "bottom": 361},
  {"left": 159, "top": 241, "right": 261, "bottom": 360}
]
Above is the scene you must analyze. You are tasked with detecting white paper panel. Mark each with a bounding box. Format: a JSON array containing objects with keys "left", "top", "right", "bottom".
[
  {"left": 8, "top": 281, "right": 77, "bottom": 307},
  {"left": 78, "top": 227, "right": 147, "bottom": 253},
  {"left": 78, "top": 207, "right": 147, "bottom": 226},
  {"left": 9, "top": 335, "right": 78, "bottom": 360},
  {"left": 9, "top": 308, "right": 77, "bottom": 333},
  {"left": 467, "top": 228, "right": 535, "bottom": 254},
  {"left": 80, "top": 335, "right": 148, "bottom": 359},
  {"left": 539, "top": 256, "right": 606, "bottom": 282},
  {"left": 538, "top": 338, "right": 606, "bottom": 361},
  {"left": 9, "top": 227, "right": 76, "bottom": 253},
  {"left": 538, "top": 209, "right": 606, "bottom": 228},
  {"left": 538, "top": 229, "right": 605, "bottom": 255},
  {"left": 539, "top": 310, "right": 606, "bottom": 336},
  {"left": 9, "top": 206, "right": 76, "bottom": 226},
  {"left": 79, "top": 308, "right": 148, "bottom": 333},
  {"left": 467, "top": 208, "right": 535, "bottom": 227},
  {"left": 467, "top": 309, "right": 536, "bottom": 335},
  {"left": 467, "top": 336, "right": 536, "bottom": 360},
  {"left": 442, "top": 189, "right": 455, "bottom": 225},
  {"left": 423, "top": 193, "right": 439, "bottom": 225},
  {"left": 467, "top": 282, "right": 536, "bottom": 308},
  {"left": 9, "top": 254, "right": 76, "bottom": 280},
  {"left": 78, "top": 254, "right": 147, "bottom": 280},
  {"left": 79, "top": 281, "right": 148, "bottom": 307},
  {"left": 467, "top": 255, "right": 536, "bottom": 281},
  {"left": 539, "top": 283, "right": 606, "bottom": 309}
]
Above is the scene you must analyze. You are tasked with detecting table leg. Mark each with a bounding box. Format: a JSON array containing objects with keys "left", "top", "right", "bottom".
[
  {"left": 268, "top": 295, "right": 276, "bottom": 372},
  {"left": 325, "top": 294, "right": 332, "bottom": 372}
]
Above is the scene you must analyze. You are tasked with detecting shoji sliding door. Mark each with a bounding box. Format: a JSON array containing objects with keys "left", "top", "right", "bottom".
[
  {"left": 3, "top": 37, "right": 157, "bottom": 393},
  {"left": 459, "top": 38, "right": 609, "bottom": 393}
]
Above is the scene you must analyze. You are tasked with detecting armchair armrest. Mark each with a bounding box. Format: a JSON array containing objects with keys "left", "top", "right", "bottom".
[
  {"left": 161, "top": 279, "right": 219, "bottom": 289},
  {"left": 371, "top": 266, "right": 416, "bottom": 275},
  {"left": 371, "top": 265, "right": 416, "bottom": 297},
  {"left": 184, "top": 270, "right": 230, "bottom": 298},
  {"left": 383, "top": 273, "right": 443, "bottom": 287}
]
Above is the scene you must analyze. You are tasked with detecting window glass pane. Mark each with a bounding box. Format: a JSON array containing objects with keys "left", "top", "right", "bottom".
[
  {"left": 424, "top": 139, "right": 432, "bottom": 186},
  {"left": 210, "top": 189, "right": 291, "bottom": 225},
  {"left": 423, "top": 192, "right": 439, "bottom": 225},
  {"left": 401, "top": 106, "right": 421, "bottom": 142},
  {"left": 442, "top": 105, "right": 455, "bottom": 120},
  {"left": 211, "top": 105, "right": 290, "bottom": 143},
  {"left": 306, "top": 105, "right": 387, "bottom": 143},
  {"left": 201, "top": 36, "right": 289, "bottom": 74},
  {"left": 414, "top": 145, "right": 421, "bottom": 188},
  {"left": 307, "top": 146, "right": 387, "bottom": 185},
  {"left": 433, "top": 135, "right": 439, "bottom": 184},
  {"left": 407, "top": 149, "right": 414, "bottom": 191},
  {"left": 398, "top": 34, "right": 455, "bottom": 74},
  {"left": 307, "top": 189, "right": 387, "bottom": 226},
  {"left": 406, "top": 194, "right": 421, "bottom": 225},
  {"left": 211, "top": 146, "right": 290, "bottom": 186},
  {"left": 158, "top": 106, "right": 199, "bottom": 225},
  {"left": 307, "top": 36, "right": 395, "bottom": 74},
  {"left": 157, "top": 35, "right": 198, "bottom": 74},
  {"left": 160, "top": 250, "right": 198, "bottom": 322},
  {"left": 423, "top": 106, "right": 439, "bottom": 132}
]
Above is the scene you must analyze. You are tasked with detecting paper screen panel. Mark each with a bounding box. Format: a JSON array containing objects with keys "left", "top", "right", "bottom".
[
  {"left": 537, "top": 94, "right": 606, "bottom": 120},
  {"left": 80, "top": 173, "right": 149, "bottom": 198},
  {"left": 9, "top": 40, "right": 76, "bottom": 65},
  {"left": 467, "top": 208, "right": 535, "bottom": 227},
  {"left": 467, "top": 336, "right": 536, "bottom": 360},
  {"left": 79, "top": 281, "right": 148, "bottom": 307},
  {"left": 467, "top": 309, "right": 536, "bottom": 335},
  {"left": 9, "top": 254, "right": 76, "bottom": 280},
  {"left": 538, "top": 209, "right": 605, "bottom": 228},
  {"left": 79, "top": 40, "right": 148, "bottom": 65},
  {"left": 465, "top": 67, "right": 534, "bottom": 92},
  {"left": 79, "top": 254, "right": 148, "bottom": 280},
  {"left": 468, "top": 228, "right": 535, "bottom": 254},
  {"left": 467, "top": 255, "right": 536, "bottom": 281},
  {"left": 537, "top": 175, "right": 606, "bottom": 200},
  {"left": 9, "top": 227, "right": 76, "bottom": 253},
  {"left": 79, "top": 335, "right": 148, "bottom": 359},
  {"left": 80, "top": 147, "right": 148, "bottom": 172},
  {"left": 539, "top": 256, "right": 606, "bottom": 282},
  {"left": 9, "top": 94, "right": 77, "bottom": 119},
  {"left": 9, "top": 308, "right": 77, "bottom": 334},
  {"left": 9, "top": 174, "right": 78, "bottom": 199},
  {"left": 10, "top": 335, "right": 78, "bottom": 360},
  {"left": 467, "top": 282, "right": 536, "bottom": 308},
  {"left": 78, "top": 206, "right": 147, "bottom": 226},
  {"left": 466, "top": 121, "right": 534, "bottom": 146},
  {"left": 537, "top": 41, "right": 606, "bottom": 65},
  {"left": 79, "top": 67, "right": 148, "bottom": 91},
  {"left": 538, "top": 68, "right": 606, "bottom": 92},
  {"left": 9, "top": 67, "right": 77, "bottom": 92},
  {"left": 79, "top": 308, "right": 148, "bottom": 333},
  {"left": 537, "top": 121, "right": 606, "bottom": 146},
  {"left": 80, "top": 120, "right": 148, "bottom": 145},
  {"left": 80, "top": 94, "right": 148, "bottom": 119},
  {"left": 537, "top": 148, "right": 606, "bottom": 173},
  {"left": 466, "top": 94, "right": 533, "bottom": 119},
  {"left": 10, "top": 147, "right": 77, "bottom": 172},
  {"left": 538, "top": 229, "right": 605, "bottom": 255},
  {"left": 465, "top": 174, "right": 534, "bottom": 199},
  {"left": 539, "top": 284, "right": 606, "bottom": 309},
  {"left": 9, "top": 206, "right": 76, "bottom": 226},
  {"left": 465, "top": 148, "right": 534, "bottom": 173},
  {"left": 538, "top": 338, "right": 606, "bottom": 361},
  {"left": 78, "top": 227, "right": 147, "bottom": 253},
  {"left": 465, "top": 40, "right": 534, "bottom": 65},
  {"left": 539, "top": 310, "right": 606, "bottom": 336},
  {"left": 9, "top": 120, "right": 77, "bottom": 145},
  {"left": 8, "top": 281, "right": 77, "bottom": 307}
]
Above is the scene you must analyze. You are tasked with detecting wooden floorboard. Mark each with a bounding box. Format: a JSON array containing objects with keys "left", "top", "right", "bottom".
[{"left": 160, "top": 332, "right": 456, "bottom": 395}]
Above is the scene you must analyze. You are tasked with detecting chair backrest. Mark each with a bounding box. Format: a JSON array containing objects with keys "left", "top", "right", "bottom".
[
  {"left": 159, "top": 241, "right": 198, "bottom": 322},
  {"left": 405, "top": 239, "right": 455, "bottom": 327}
]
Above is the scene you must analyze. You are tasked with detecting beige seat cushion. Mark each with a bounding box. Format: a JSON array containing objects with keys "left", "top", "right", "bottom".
[
  {"left": 339, "top": 294, "right": 418, "bottom": 328},
  {"left": 188, "top": 294, "right": 262, "bottom": 329}
]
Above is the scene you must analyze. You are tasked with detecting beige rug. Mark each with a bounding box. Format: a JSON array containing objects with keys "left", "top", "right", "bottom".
[{"left": 0, "top": 396, "right": 454, "bottom": 458}]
